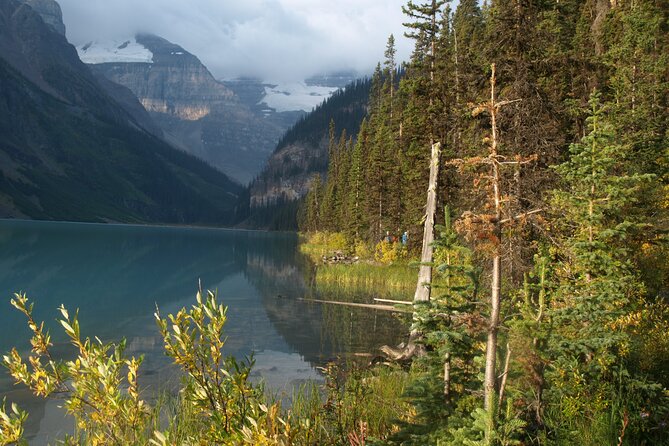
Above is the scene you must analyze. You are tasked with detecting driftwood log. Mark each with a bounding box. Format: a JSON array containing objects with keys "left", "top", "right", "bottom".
[{"left": 321, "top": 251, "right": 360, "bottom": 265}]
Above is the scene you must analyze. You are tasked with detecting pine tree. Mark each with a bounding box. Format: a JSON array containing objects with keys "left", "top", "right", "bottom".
[
  {"left": 546, "top": 92, "right": 661, "bottom": 442},
  {"left": 320, "top": 120, "right": 339, "bottom": 231},
  {"left": 369, "top": 63, "right": 384, "bottom": 116},
  {"left": 302, "top": 173, "right": 323, "bottom": 232},
  {"left": 385, "top": 34, "right": 398, "bottom": 114},
  {"left": 345, "top": 120, "right": 368, "bottom": 241},
  {"left": 603, "top": 0, "right": 668, "bottom": 253},
  {"left": 366, "top": 115, "right": 391, "bottom": 240},
  {"left": 403, "top": 0, "right": 448, "bottom": 92},
  {"left": 333, "top": 131, "right": 351, "bottom": 230},
  {"left": 451, "top": 0, "right": 485, "bottom": 156},
  {"left": 482, "top": 0, "right": 574, "bottom": 281},
  {"left": 392, "top": 208, "right": 484, "bottom": 443}
]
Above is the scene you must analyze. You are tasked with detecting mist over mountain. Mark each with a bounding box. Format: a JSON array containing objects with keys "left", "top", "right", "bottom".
[
  {"left": 56, "top": 0, "right": 412, "bottom": 82},
  {"left": 79, "top": 36, "right": 354, "bottom": 184},
  {"left": 0, "top": 0, "right": 242, "bottom": 223}
]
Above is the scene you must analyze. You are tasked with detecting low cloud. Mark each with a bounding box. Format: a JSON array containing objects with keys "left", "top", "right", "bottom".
[{"left": 58, "top": 0, "right": 413, "bottom": 81}]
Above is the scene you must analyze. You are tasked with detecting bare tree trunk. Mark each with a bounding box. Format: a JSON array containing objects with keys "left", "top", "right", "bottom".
[
  {"left": 382, "top": 142, "right": 441, "bottom": 362},
  {"left": 414, "top": 142, "right": 441, "bottom": 302},
  {"left": 498, "top": 343, "right": 511, "bottom": 408},
  {"left": 484, "top": 251, "right": 501, "bottom": 414},
  {"left": 484, "top": 65, "right": 502, "bottom": 446},
  {"left": 444, "top": 352, "right": 451, "bottom": 400}
]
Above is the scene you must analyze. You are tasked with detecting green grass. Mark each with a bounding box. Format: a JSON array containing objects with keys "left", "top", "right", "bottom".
[
  {"left": 315, "top": 263, "right": 416, "bottom": 297},
  {"left": 287, "top": 362, "right": 413, "bottom": 444}
]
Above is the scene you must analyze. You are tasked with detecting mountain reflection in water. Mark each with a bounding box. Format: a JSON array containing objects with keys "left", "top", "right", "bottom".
[{"left": 0, "top": 220, "right": 409, "bottom": 444}]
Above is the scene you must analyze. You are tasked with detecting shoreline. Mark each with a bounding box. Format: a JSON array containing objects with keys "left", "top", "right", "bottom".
[{"left": 0, "top": 217, "right": 296, "bottom": 234}]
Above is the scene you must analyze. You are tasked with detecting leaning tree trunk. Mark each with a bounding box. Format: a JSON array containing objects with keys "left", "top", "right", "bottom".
[
  {"left": 414, "top": 142, "right": 442, "bottom": 302},
  {"left": 381, "top": 142, "right": 441, "bottom": 362}
]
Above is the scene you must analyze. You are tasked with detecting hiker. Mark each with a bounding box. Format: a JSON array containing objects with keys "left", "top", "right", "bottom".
[
  {"left": 384, "top": 231, "right": 393, "bottom": 243},
  {"left": 401, "top": 231, "right": 408, "bottom": 245}
]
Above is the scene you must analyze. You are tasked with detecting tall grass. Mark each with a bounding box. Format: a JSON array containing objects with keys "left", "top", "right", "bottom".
[
  {"left": 287, "top": 363, "right": 412, "bottom": 444},
  {"left": 315, "top": 263, "right": 416, "bottom": 297},
  {"left": 143, "top": 364, "right": 411, "bottom": 445}
]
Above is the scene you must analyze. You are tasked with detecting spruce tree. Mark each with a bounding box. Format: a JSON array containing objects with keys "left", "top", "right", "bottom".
[
  {"left": 320, "top": 120, "right": 339, "bottom": 231},
  {"left": 385, "top": 34, "right": 398, "bottom": 112},
  {"left": 392, "top": 208, "right": 483, "bottom": 444},
  {"left": 345, "top": 120, "right": 368, "bottom": 241},
  {"left": 546, "top": 92, "right": 661, "bottom": 443},
  {"left": 332, "top": 131, "right": 351, "bottom": 231},
  {"left": 303, "top": 173, "right": 323, "bottom": 232}
]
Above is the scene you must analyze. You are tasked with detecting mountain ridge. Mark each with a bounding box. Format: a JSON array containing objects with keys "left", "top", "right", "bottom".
[
  {"left": 82, "top": 35, "right": 292, "bottom": 184},
  {"left": 0, "top": 0, "right": 242, "bottom": 224}
]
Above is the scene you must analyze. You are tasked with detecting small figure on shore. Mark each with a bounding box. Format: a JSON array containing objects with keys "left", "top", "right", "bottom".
[
  {"left": 384, "top": 231, "right": 393, "bottom": 243},
  {"left": 401, "top": 231, "right": 408, "bottom": 245}
]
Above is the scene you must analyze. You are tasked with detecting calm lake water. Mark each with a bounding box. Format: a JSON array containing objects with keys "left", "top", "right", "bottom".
[{"left": 0, "top": 220, "right": 409, "bottom": 444}]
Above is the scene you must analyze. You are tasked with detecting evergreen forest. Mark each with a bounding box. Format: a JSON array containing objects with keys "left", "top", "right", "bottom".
[{"left": 298, "top": 0, "right": 669, "bottom": 444}]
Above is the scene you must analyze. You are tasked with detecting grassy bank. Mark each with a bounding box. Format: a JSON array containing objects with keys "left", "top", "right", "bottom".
[
  {"left": 315, "top": 263, "right": 416, "bottom": 296},
  {"left": 300, "top": 231, "right": 417, "bottom": 299}
]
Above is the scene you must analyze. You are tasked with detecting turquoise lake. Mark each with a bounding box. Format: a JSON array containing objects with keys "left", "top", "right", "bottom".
[{"left": 0, "top": 220, "right": 409, "bottom": 444}]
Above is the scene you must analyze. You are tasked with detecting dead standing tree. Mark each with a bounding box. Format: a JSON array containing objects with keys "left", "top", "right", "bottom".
[
  {"left": 414, "top": 141, "right": 442, "bottom": 303},
  {"left": 381, "top": 141, "right": 441, "bottom": 362},
  {"left": 449, "top": 64, "right": 539, "bottom": 441}
]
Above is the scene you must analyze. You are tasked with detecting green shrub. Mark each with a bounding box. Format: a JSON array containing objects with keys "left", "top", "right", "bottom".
[
  {"left": 374, "top": 240, "right": 407, "bottom": 264},
  {"left": 2, "top": 293, "right": 149, "bottom": 445},
  {"left": 0, "top": 289, "right": 410, "bottom": 446},
  {"left": 299, "top": 231, "right": 351, "bottom": 261}
]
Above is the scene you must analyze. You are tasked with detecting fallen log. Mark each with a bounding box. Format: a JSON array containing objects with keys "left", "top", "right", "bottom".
[
  {"left": 297, "top": 298, "right": 411, "bottom": 313},
  {"left": 373, "top": 298, "right": 413, "bottom": 305}
]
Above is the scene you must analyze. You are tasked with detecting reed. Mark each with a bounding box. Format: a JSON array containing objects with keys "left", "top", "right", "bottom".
[{"left": 315, "top": 263, "right": 416, "bottom": 296}]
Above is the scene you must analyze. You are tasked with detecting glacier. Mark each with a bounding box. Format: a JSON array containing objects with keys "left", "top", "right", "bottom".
[
  {"left": 77, "top": 38, "right": 154, "bottom": 64},
  {"left": 261, "top": 82, "right": 339, "bottom": 113}
]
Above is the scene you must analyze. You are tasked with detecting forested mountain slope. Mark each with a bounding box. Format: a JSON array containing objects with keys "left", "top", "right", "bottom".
[{"left": 240, "top": 78, "right": 372, "bottom": 229}]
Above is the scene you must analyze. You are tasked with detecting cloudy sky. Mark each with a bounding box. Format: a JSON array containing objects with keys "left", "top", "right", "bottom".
[{"left": 58, "top": 0, "right": 415, "bottom": 81}]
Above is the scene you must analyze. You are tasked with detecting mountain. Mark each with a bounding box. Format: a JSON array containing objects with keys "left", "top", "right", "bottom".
[
  {"left": 20, "top": 0, "right": 66, "bottom": 36},
  {"left": 0, "top": 0, "right": 242, "bottom": 224},
  {"left": 222, "top": 76, "right": 353, "bottom": 116},
  {"left": 79, "top": 36, "right": 324, "bottom": 185},
  {"left": 305, "top": 70, "right": 360, "bottom": 88},
  {"left": 240, "top": 78, "right": 371, "bottom": 229}
]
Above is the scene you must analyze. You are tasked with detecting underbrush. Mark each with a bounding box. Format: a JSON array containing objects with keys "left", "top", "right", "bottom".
[{"left": 300, "top": 232, "right": 410, "bottom": 265}]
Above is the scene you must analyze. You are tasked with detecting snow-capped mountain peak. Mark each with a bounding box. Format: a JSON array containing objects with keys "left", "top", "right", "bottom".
[{"left": 77, "top": 38, "right": 154, "bottom": 64}]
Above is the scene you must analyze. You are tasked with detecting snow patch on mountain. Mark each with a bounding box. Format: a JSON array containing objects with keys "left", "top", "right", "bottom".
[
  {"left": 77, "top": 39, "right": 154, "bottom": 64},
  {"left": 260, "top": 82, "right": 339, "bottom": 113}
]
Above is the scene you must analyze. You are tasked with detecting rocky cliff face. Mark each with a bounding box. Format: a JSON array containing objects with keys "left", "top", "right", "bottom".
[
  {"left": 79, "top": 35, "right": 294, "bottom": 184},
  {"left": 250, "top": 80, "right": 370, "bottom": 205},
  {"left": 21, "top": 0, "right": 66, "bottom": 36},
  {"left": 87, "top": 34, "right": 237, "bottom": 121},
  {"left": 250, "top": 139, "right": 329, "bottom": 207}
]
